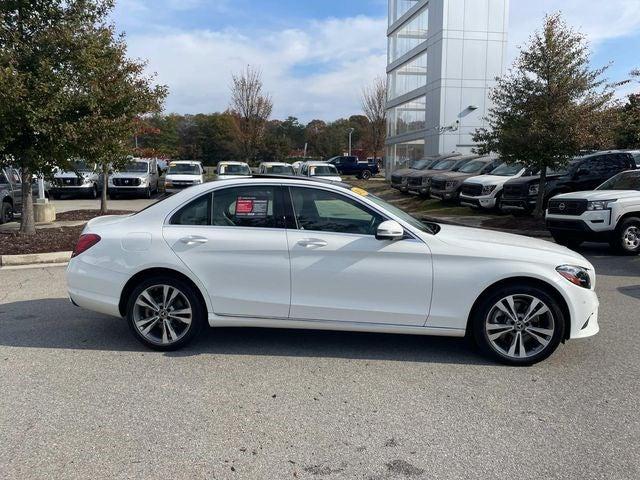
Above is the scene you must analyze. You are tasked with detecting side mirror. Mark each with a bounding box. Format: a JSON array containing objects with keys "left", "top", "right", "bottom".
[{"left": 376, "top": 220, "right": 404, "bottom": 241}]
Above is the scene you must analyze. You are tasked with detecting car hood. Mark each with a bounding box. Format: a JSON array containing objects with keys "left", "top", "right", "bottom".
[
  {"left": 433, "top": 171, "right": 479, "bottom": 182},
  {"left": 409, "top": 168, "right": 449, "bottom": 178},
  {"left": 111, "top": 172, "right": 147, "bottom": 179},
  {"left": 433, "top": 224, "right": 591, "bottom": 266},
  {"left": 391, "top": 168, "right": 415, "bottom": 177},
  {"left": 166, "top": 174, "right": 202, "bottom": 181},
  {"left": 314, "top": 175, "right": 342, "bottom": 182},
  {"left": 464, "top": 174, "right": 517, "bottom": 186},
  {"left": 551, "top": 190, "right": 640, "bottom": 201},
  {"left": 55, "top": 172, "right": 93, "bottom": 179}
]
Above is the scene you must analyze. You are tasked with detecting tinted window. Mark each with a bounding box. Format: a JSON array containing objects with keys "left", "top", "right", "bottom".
[
  {"left": 289, "top": 187, "right": 384, "bottom": 235},
  {"left": 213, "top": 186, "right": 280, "bottom": 229},
  {"left": 169, "top": 164, "right": 200, "bottom": 175},
  {"left": 458, "top": 160, "right": 486, "bottom": 173},
  {"left": 265, "top": 165, "right": 294, "bottom": 175},
  {"left": 170, "top": 193, "right": 212, "bottom": 226},
  {"left": 491, "top": 163, "right": 523, "bottom": 176},
  {"left": 597, "top": 171, "right": 640, "bottom": 191},
  {"left": 432, "top": 160, "right": 456, "bottom": 170}
]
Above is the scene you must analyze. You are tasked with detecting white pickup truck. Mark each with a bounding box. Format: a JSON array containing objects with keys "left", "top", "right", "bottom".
[{"left": 546, "top": 170, "right": 640, "bottom": 254}]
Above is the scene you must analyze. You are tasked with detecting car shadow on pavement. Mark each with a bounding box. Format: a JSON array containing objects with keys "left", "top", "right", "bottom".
[
  {"left": 576, "top": 243, "right": 640, "bottom": 277},
  {"left": 0, "top": 298, "right": 492, "bottom": 366}
]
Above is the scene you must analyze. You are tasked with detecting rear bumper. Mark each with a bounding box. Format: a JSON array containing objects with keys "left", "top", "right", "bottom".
[{"left": 66, "top": 257, "right": 127, "bottom": 318}]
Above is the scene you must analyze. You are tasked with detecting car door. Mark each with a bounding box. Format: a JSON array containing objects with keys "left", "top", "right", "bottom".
[
  {"left": 163, "top": 184, "right": 291, "bottom": 318},
  {"left": 285, "top": 185, "right": 433, "bottom": 326}
]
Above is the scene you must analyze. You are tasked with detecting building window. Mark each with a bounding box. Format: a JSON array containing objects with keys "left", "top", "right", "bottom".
[
  {"left": 387, "top": 51, "right": 427, "bottom": 101},
  {"left": 387, "top": 95, "right": 427, "bottom": 137},
  {"left": 388, "top": 5, "right": 428, "bottom": 63},
  {"left": 387, "top": 140, "right": 425, "bottom": 172},
  {"left": 389, "top": 0, "right": 422, "bottom": 26}
]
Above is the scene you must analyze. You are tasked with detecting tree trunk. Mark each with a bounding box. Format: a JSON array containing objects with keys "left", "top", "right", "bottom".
[
  {"left": 533, "top": 168, "right": 547, "bottom": 219},
  {"left": 19, "top": 166, "right": 36, "bottom": 235},
  {"left": 100, "top": 164, "right": 108, "bottom": 215}
]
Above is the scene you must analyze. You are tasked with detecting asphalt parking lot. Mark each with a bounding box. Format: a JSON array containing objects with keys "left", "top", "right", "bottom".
[{"left": 0, "top": 245, "right": 638, "bottom": 479}]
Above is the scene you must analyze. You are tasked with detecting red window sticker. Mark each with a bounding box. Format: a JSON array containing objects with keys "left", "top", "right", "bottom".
[{"left": 236, "top": 198, "right": 254, "bottom": 214}]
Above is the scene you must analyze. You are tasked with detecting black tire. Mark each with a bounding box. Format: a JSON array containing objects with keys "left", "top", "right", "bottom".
[
  {"left": 51, "top": 192, "right": 60, "bottom": 200},
  {"left": 471, "top": 283, "right": 565, "bottom": 366},
  {"left": 126, "top": 276, "right": 205, "bottom": 351},
  {"left": 144, "top": 187, "right": 151, "bottom": 199},
  {"left": 109, "top": 191, "right": 118, "bottom": 200},
  {"left": 0, "top": 201, "right": 13, "bottom": 224},
  {"left": 361, "top": 169, "right": 372, "bottom": 180},
  {"left": 610, "top": 217, "right": 640, "bottom": 256},
  {"left": 551, "top": 232, "right": 583, "bottom": 250},
  {"left": 89, "top": 184, "right": 98, "bottom": 199}
]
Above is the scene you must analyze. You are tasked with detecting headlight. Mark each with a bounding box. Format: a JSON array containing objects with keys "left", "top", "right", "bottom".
[
  {"left": 556, "top": 265, "right": 591, "bottom": 289},
  {"left": 528, "top": 184, "right": 539, "bottom": 195},
  {"left": 165, "top": 180, "right": 173, "bottom": 187},
  {"left": 482, "top": 185, "right": 497, "bottom": 195},
  {"left": 194, "top": 179, "right": 203, "bottom": 184},
  {"left": 82, "top": 176, "right": 92, "bottom": 185},
  {"left": 587, "top": 199, "right": 616, "bottom": 211},
  {"left": 139, "top": 178, "right": 148, "bottom": 186},
  {"left": 445, "top": 180, "right": 458, "bottom": 189}
]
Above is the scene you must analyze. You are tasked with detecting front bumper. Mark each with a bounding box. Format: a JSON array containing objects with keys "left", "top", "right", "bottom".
[
  {"left": 566, "top": 284, "right": 600, "bottom": 339},
  {"left": 546, "top": 210, "right": 612, "bottom": 233},
  {"left": 500, "top": 196, "right": 536, "bottom": 211},
  {"left": 459, "top": 194, "right": 497, "bottom": 209},
  {"left": 51, "top": 185, "right": 95, "bottom": 195},
  {"left": 109, "top": 186, "right": 147, "bottom": 195},
  {"left": 430, "top": 189, "right": 459, "bottom": 201}
]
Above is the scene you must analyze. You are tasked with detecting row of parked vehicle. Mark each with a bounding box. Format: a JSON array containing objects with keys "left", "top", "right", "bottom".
[{"left": 391, "top": 149, "right": 640, "bottom": 254}]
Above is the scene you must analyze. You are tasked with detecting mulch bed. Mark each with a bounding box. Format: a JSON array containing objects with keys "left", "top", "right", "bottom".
[
  {"left": 0, "top": 225, "right": 84, "bottom": 256},
  {"left": 56, "top": 210, "right": 135, "bottom": 221}
]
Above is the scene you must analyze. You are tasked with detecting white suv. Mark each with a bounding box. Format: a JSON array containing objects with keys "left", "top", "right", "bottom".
[
  {"left": 546, "top": 170, "right": 640, "bottom": 254},
  {"left": 460, "top": 163, "right": 528, "bottom": 210},
  {"left": 164, "top": 161, "right": 204, "bottom": 193}
]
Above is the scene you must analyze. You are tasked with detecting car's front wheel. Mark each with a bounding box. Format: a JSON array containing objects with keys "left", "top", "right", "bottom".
[
  {"left": 126, "top": 277, "right": 205, "bottom": 351},
  {"left": 0, "top": 201, "right": 13, "bottom": 224},
  {"left": 471, "top": 284, "right": 565, "bottom": 365},
  {"left": 611, "top": 217, "right": 640, "bottom": 255}
]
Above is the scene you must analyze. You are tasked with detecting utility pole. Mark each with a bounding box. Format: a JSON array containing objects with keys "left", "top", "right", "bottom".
[{"left": 348, "top": 128, "right": 355, "bottom": 156}]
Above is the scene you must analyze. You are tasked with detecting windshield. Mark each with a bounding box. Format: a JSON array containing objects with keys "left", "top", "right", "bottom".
[
  {"left": 123, "top": 161, "right": 149, "bottom": 173},
  {"left": 490, "top": 163, "right": 523, "bottom": 176},
  {"left": 366, "top": 192, "right": 438, "bottom": 235},
  {"left": 310, "top": 165, "right": 338, "bottom": 176},
  {"left": 70, "top": 161, "right": 92, "bottom": 172},
  {"left": 597, "top": 170, "right": 640, "bottom": 191},
  {"left": 432, "top": 159, "right": 456, "bottom": 171},
  {"left": 220, "top": 164, "right": 250, "bottom": 175},
  {"left": 265, "top": 165, "right": 294, "bottom": 175},
  {"left": 458, "top": 160, "right": 486, "bottom": 173},
  {"left": 168, "top": 164, "right": 201, "bottom": 175}
]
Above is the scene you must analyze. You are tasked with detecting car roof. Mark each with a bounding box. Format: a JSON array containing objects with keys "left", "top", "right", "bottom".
[
  {"left": 219, "top": 161, "right": 248, "bottom": 165},
  {"left": 260, "top": 162, "right": 290, "bottom": 166},
  {"left": 303, "top": 161, "right": 332, "bottom": 165},
  {"left": 169, "top": 160, "right": 201, "bottom": 165}
]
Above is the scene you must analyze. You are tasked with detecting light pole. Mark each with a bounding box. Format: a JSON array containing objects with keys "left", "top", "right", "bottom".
[{"left": 348, "top": 128, "right": 355, "bottom": 156}]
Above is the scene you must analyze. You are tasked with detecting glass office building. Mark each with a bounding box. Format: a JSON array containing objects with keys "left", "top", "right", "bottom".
[{"left": 385, "top": 0, "right": 509, "bottom": 174}]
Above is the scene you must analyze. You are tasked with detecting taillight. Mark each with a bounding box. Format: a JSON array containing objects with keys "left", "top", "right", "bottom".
[{"left": 72, "top": 233, "right": 101, "bottom": 258}]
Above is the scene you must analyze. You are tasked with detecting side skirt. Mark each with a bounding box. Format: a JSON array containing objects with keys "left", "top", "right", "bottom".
[{"left": 207, "top": 314, "right": 465, "bottom": 338}]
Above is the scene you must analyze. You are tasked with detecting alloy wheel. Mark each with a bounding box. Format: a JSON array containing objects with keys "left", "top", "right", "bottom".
[
  {"left": 622, "top": 226, "right": 640, "bottom": 251},
  {"left": 133, "top": 284, "right": 193, "bottom": 345},
  {"left": 484, "top": 294, "right": 555, "bottom": 360}
]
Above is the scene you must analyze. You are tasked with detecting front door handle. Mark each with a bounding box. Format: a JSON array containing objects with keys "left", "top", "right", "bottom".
[
  {"left": 179, "top": 235, "right": 208, "bottom": 245},
  {"left": 297, "top": 238, "right": 328, "bottom": 248}
]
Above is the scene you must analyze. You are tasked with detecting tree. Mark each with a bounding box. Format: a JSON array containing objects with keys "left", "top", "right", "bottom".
[
  {"left": 75, "top": 25, "right": 167, "bottom": 214},
  {"left": 361, "top": 77, "right": 387, "bottom": 160},
  {"left": 229, "top": 66, "right": 273, "bottom": 164},
  {"left": 0, "top": 0, "right": 115, "bottom": 234},
  {"left": 473, "top": 13, "right": 614, "bottom": 218},
  {"left": 616, "top": 69, "right": 640, "bottom": 149}
]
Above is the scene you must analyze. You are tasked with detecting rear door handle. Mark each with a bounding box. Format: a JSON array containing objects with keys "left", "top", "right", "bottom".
[
  {"left": 297, "top": 238, "right": 327, "bottom": 248},
  {"left": 180, "top": 235, "right": 208, "bottom": 245}
]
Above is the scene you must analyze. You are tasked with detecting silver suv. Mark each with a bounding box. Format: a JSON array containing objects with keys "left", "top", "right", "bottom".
[{"left": 108, "top": 158, "right": 160, "bottom": 199}]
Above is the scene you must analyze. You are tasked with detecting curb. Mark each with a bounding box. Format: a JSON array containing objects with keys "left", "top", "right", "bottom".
[{"left": 0, "top": 251, "right": 72, "bottom": 267}]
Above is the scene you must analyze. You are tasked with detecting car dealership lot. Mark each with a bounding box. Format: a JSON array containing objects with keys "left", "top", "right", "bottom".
[{"left": 0, "top": 246, "right": 638, "bottom": 479}]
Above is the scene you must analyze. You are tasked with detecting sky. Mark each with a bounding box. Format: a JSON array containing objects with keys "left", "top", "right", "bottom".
[{"left": 112, "top": 0, "right": 640, "bottom": 122}]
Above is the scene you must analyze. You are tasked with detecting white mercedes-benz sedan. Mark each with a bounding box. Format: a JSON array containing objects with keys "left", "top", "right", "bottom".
[{"left": 67, "top": 177, "right": 599, "bottom": 365}]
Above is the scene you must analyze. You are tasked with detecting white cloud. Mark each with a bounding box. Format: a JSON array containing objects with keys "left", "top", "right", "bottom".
[
  {"left": 118, "top": 0, "right": 640, "bottom": 121},
  {"left": 508, "top": 0, "right": 640, "bottom": 61},
  {"left": 125, "top": 16, "right": 388, "bottom": 121}
]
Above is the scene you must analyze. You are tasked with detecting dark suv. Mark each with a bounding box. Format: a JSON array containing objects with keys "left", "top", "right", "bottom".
[
  {"left": 500, "top": 151, "right": 637, "bottom": 215},
  {"left": 390, "top": 153, "right": 460, "bottom": 192}
]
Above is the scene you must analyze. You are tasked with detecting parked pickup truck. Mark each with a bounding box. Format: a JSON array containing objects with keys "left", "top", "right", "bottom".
[
  {"left": 546, "top": 169, "right": 640, "bottom": 254},
  {"left": 327, "top": 156, "right": 379, "bottom": 180},
  {"left": 1, "top": 167, "right": 21, "bottom": 224}
]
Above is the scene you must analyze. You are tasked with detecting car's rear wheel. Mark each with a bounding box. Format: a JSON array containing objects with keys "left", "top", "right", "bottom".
[
  {"left": 126, "top": 277, "right": 205, "bottom": 351},
  {"left": 471, "top": 285, "right": 565, "bottom": 365},
  {"left": 361, "top": 169, "right": 372, "bottom": 180},
  {"left": 611, "top": 217, "right": 640, "bottom": 256}
]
